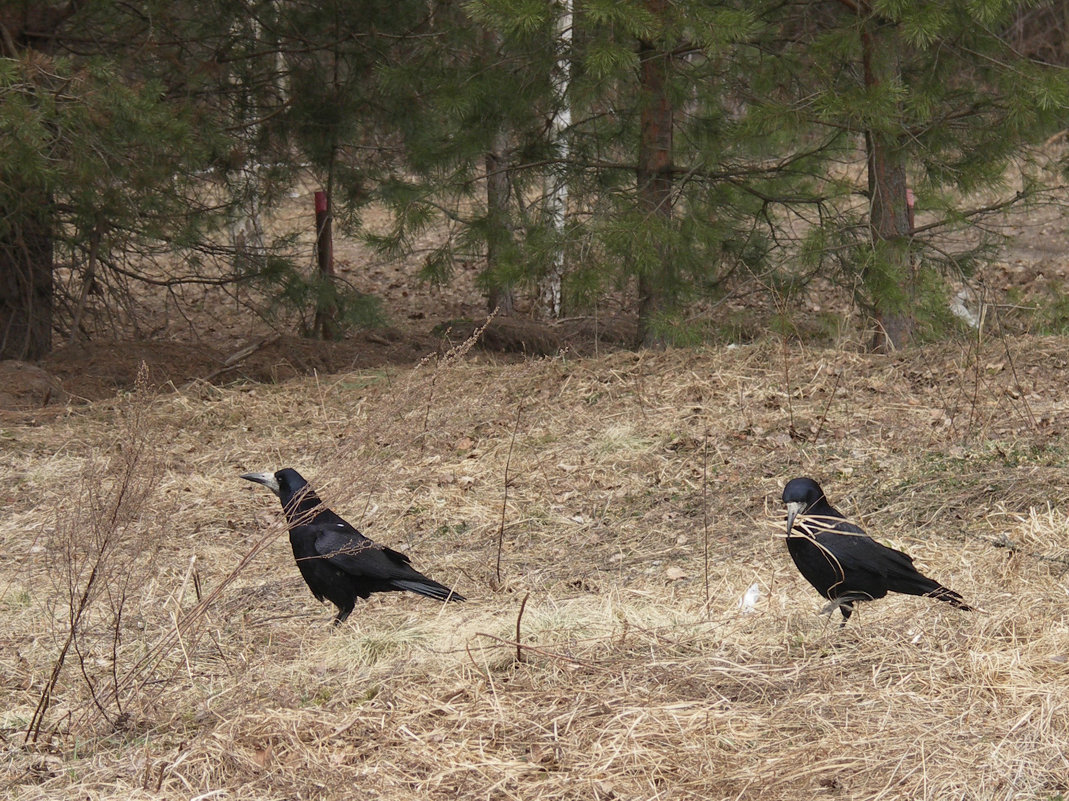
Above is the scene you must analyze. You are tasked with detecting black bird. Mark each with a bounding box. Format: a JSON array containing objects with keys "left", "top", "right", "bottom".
[
  {"left": 781, "top": 477, "right": 972, "bottom": 623},
  {"left": 241, "top": 468, "right": 465, "bottom": 624}
]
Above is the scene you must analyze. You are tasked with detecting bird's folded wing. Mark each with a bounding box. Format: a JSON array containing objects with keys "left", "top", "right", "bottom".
[
  {"left": 314, "top": 528, "right": 417, "bottom": 577},
  {"left": 807, "top": 530, "right": 874, "bottom": 568},
  {"left": 380, "top": 546, "right": 413, "bottom": 565},
  {"left": 828, "top": 518, "right": 867, "bottom": 537},
  {"left": 818, "top": 529, "right": 919, "bottom": 578}
]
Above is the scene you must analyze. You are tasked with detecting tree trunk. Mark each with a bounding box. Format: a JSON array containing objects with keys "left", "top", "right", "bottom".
[
  {"left": 0, "top": 4, "right": 75, "bottom": 360},
  {"left": 861, "top": 18, "right": 913, "bottom": 352},
  {"left": 536, "top": 0, "right": 573, "bottom": 320},
  {"left": 485, "top": 136, "right": 514, "bottom": 316},
  {"left": 312, "top": 189, "right": 339, "bottom": 339},
  {"left": 636, "top": 0, "right": 673, "bottom": 348},
  {"left": 0, "top": 198, "right": 54, "bottom": 360}
]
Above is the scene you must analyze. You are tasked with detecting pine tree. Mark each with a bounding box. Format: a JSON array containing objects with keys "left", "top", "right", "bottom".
[
  {"left": 635, "top": 0, "right": 676, "bottom": 347},
  {"left": 366, "top": 0, "right": 789, "bottom": 343},
  {"left": 0, "top": 1, "right": 287, "bottom": 358},
  {"left": 778, "top": 0, "right": 1069, "bottom": 349},
  {"left": 363, "top": 0, "right": 559, "bottom": 315},
  {"left": 7, "top": 1, "right": 1059, "bottom": 358},
  {"left": 561, "top": 0, "right": 792, "bottom": 344},
  {"left": 269, "top": 0, "right": 422, "bottom": 336},
  {"left": 361, "top": 0, "right": 1067, "bottom": 348}
]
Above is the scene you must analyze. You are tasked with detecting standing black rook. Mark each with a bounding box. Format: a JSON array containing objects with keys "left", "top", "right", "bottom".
[
  {"left": 242, "top": 468, "right": 465, "bottom": 625},
  {"left": 781, "top": 477, "right": 972, "bottom": 624}
]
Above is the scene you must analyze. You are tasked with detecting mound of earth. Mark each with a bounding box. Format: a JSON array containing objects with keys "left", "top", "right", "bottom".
[
  {"left": 30, "top": 315, "right": 635, "bottom": 402},
  {"left": 0, "top": 361, "right": 68, "bottom": 410},
  {"left": 40, "top": 333, "right": 432, "bottom": 401}
]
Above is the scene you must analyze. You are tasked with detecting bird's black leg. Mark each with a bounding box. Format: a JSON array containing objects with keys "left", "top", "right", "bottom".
[
  {"left": 333, "top": 604, "right": 354, "bottom": 626},
  {"left": 839, "top": 600, "right": 854, "bottom": 626}
]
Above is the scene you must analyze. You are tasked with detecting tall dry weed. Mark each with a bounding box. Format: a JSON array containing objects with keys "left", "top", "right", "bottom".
[{"left": 27, "top": 366, "right": 164, "bottom": 743}]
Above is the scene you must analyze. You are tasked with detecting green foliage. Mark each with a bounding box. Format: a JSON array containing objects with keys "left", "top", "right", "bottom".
[
  {"left": 248, "top": 256, "right": 386, "bottom": 336},
  {"left": 761, "top": 0, "right": 1069, "bottom": 342},
  {"left": 354, "top": 0, "right": 803, "bottom": 328},
  {"left": 5, "top": 0, "right": 1068, "bottom": 350},
  {"left": 1031, "top": 289, "right": 1069, "bottom": 335},
  {"left": 0, "top": 1, "right": 303, "bottom": 351},
  {"left": 0, "top": 53, "right": 215, "bottom": 239}
]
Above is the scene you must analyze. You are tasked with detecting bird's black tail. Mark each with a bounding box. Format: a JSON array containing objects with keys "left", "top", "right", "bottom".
[
  {"left": 892, "top": 570, "right": 974, "bottom": 612},
  {"left": 392, "top": 578, "right": 466, "bottom": 602}
]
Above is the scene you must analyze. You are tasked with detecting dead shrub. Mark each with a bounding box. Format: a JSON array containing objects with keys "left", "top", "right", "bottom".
[{"left": 27, "top": 367, "right": 164, "bottom": 742}]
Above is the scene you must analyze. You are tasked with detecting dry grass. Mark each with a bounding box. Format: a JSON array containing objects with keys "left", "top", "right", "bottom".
[{"left": 2, "top": 333, "right": 1069, "bottom": 800}]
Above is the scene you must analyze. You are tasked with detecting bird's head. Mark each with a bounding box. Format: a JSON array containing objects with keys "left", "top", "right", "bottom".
[
  {"left": 782, "top": 476, "right": 827, "bottom": 536},
  {"left": 240, "top": 468, "right": 314, "bottom": 513}
]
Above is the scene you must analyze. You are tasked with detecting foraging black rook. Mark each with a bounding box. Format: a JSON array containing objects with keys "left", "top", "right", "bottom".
[
  {"left": 781, "top": 477, "right": 972, "bottom": 623},
  {"left": 241, "top": 468, "right": 465, "bottom": 624}
]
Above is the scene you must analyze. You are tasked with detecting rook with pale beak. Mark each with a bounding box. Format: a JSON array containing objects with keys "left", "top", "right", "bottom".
[{"left": 780, "top": 477, "right": 973, "bottom": 624}]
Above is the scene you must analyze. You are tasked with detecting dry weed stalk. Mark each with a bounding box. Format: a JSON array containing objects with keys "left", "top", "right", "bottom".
[
  {"left": 28, "top": 367, "right": 164, "bottom": 742},
  {"left": 495, "top": 402, "right": 523, "bottom": 586},
  {"left": 419, "top": 311, "right": 498, "bottom": 456},
  {"left": 702, "top": 429, "right": 710, "bottom": 612}
]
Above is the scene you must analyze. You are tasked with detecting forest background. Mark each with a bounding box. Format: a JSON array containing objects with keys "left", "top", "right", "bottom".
[{"left": 3, "top": 3, "right": 1069, "bottom": 800}]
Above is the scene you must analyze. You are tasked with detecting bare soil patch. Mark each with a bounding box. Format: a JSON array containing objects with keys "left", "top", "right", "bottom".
[{"left": 32, "top": 316, "right": 635, "bottom": 402}]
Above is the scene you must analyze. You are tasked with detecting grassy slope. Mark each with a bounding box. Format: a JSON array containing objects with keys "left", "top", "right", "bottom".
[{"left": 2, "top": 336, "right": 1068, "bottom": 800}]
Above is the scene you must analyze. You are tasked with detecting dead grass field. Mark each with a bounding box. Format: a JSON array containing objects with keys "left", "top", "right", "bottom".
[{"left": 2, "top": 332, "right": 1069, "bottom": 800}]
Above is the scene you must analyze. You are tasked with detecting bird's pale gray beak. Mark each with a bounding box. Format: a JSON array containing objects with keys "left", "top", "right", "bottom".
[
  {"left": 785, "top": 501, "right": 804, "bottom": 536},
  {"left": 241, "top": 471, "right": 280, "bottom": 496}
]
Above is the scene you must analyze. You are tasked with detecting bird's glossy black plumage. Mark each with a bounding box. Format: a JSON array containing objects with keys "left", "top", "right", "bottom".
[
  {"left": 781, "top": 477, "right": 972, "bottom": 623},
  {"left": 241, "top": 468, "right": 465, "bottom": 624}
]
